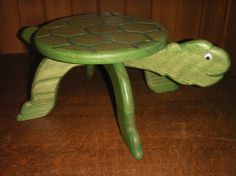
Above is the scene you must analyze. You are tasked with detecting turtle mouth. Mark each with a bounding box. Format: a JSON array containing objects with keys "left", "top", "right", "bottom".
[{"left": 206, "top": 73, "right": 224, "bottom": 78}]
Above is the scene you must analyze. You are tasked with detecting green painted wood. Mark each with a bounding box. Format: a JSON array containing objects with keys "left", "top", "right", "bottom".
[
  {"left": 34, "top": 13, "right": 167, "bottom": 64},
  {"left": 104, "top": 63, "right": 143, "bottom": 160},
  {"left": 21, "top": 26, "right": 38, "bottom": 44},
  {"left": 125, "top": 40, "right": 230, "bottom": 88},
  {"left": 17, "top": 58, "right": 80, "bottom": 121},
  {"left": 86, "top": 65, "right": 95, "bottom": 79},
  {"left": 144, "top": 71, "right": 179, "bottom": 93},
  {"left": 17, "top": 13, "right": 231, "bottom": 160}
]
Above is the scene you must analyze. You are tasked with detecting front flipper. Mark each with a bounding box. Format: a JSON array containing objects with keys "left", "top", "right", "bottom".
[
  {"left": 17, "top": 58, "right": 80, "bottom": 121},
  {"left": 145, "top": 71, "right": 179, "bottom": 93},
  {"left": 125, "top": 51, "right": 179, "bottom": 93}
]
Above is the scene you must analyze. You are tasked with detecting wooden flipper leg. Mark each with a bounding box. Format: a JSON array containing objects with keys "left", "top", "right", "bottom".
[
  {"left": 104, "top": 63, "right": 144, "bottom": 160},
  {"left": 145, "top": 71, "right": 179, "bottom": 93},
  {"left": 125, "top": 58, "right": 179, "bottom": 94},
  {"left": 17, "top": 58, "right": 79, "bottom": 121}
]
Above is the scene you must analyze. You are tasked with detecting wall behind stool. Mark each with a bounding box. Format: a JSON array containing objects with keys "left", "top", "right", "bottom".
[{"left": 0, "top": 0, "right": 235, "bottom": 60}]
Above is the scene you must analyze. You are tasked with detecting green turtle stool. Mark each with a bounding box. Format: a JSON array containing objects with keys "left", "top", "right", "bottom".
[{"left": 17, "top": 13, "right": 230, "bottom": 160}]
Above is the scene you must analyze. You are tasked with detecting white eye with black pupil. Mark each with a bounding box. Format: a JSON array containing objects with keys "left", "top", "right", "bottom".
[{"left": 205, "top": 53, "right": 212, "bottom": 61}]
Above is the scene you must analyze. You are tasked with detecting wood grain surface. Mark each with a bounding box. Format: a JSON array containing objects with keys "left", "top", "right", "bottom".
[
  {"left": 151, "top": 0, "right": 178, "bottom": 42},
  {"left": 99, "top": 0, "right": 125, "bottom": 13},
  {"left": 174, "top": 0, "right": 204, "bottom": 41},
  {"left": 0, "top": 0, "right": 234, "bottom": 55},
  {"left": 0, "top": 0, "right": 23, "bottom": 53},
  {"left": 126, "top": 0, "right": 152, "bottom": 18},
  {"left": 72, "top": 0, "right": 98, "bottom": 14},
  {"left": 0, "top": 54, "right": 235, "bottom": 175},
  {"left": 199, "top": 0, "right": 229, "bottom": 46}
]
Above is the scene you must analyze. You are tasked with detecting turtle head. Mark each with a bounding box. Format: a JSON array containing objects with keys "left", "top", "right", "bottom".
[{"left": 166, "top": 40, "right": 230, "bottom": 87}]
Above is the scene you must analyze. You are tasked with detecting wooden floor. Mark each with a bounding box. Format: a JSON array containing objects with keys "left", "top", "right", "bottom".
[{"left": 0, "top": 54, "right": 236, "bottom": 175}]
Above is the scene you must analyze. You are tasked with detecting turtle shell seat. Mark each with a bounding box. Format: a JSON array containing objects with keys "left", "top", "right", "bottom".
[{"left": 33, "top": 13, "right": 168, "bottom": 64}]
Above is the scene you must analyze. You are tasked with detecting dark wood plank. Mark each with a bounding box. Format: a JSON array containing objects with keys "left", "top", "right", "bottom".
[
  {"left": 151, "top": 0, "right": 178, "bottom": 42},
  {"left": 174, "top": 0, "right": 204, "bottom": 41},
  {"left": 72, "top": 0, "right": 98, "bottom": 15},
  {"left": 0, "top": 0, "right": 234, "bottom": 54},
  {"left": 126, "top": 0, "right": 152, "bottom": 18},
  {"left": 99, "top": 0, "right": 125, "bottom": 13},
  {"left": 18, "top": 0, "right": 45, "bottom": 26},
  {"left": 199, "top": 0, "right": 228, "bottom": 46},
  {"left": 17, "top": 0, "right": 45, "bottom": 52},
  {"left": 44, "top": 0, "right": 72, "bottom": 20},
  {"left": 223, "top": 0, "right": 236, "bottom": 77},
  {"left": 0, "top": 0, "right": 24, "bottom": 53},
  {"left": 0, "top": 54, "right": 236, "bottom": 175}
]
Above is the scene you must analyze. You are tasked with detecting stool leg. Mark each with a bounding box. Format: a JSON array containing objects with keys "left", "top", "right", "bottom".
[
  {"left": 17, "top": 58, "right": 79, "bottom": 121},
  {"left": 86, "top": 65, "right": 95, "bottom": 79},
  {"left": 104, "top": 63, "right": 144, "bottom": 160}
]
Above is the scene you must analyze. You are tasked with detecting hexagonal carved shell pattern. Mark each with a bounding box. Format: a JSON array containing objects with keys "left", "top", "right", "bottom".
[{"left": 34, "top": 13, "right": 168, "bottom": 64}]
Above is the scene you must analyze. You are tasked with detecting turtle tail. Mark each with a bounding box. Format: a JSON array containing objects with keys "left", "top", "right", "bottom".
[{"left": 21, "top": 26, "right": 38, "bottom": 44}]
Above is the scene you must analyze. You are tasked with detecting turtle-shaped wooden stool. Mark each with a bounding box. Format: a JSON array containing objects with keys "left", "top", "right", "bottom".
[{"left": 17, "top": 13, "right": 230, "bottom": 160}]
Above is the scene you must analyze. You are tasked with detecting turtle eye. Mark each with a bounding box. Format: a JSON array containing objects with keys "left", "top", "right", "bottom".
[{"left": 205, "top": 53, "right": 212, "bottom": 61}]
